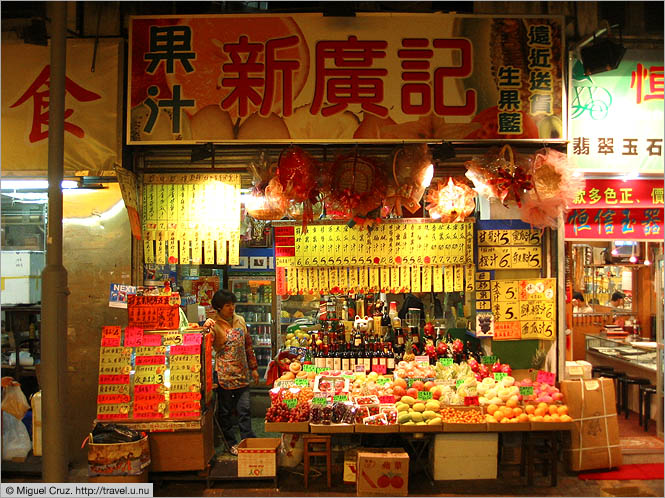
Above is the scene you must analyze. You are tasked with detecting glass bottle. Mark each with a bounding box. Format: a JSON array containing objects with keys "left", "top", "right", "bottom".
[
  {"left": 325, "top": 344, "right": 334, "bottom": 370},
  {"left": 341, "top": 344, "right": 350, "bottom": 371},
  {"left": 348, "top": 343, "right": 357, "bottom": 371},
  {"left": 363, "top": 343, "right": 372, "bottom": 373},
  {"left": 386, "top": 342, "right": 395, "bottom": 372},
  {"left": 333, "top": 344, "right": 341, "bottom": 371}
]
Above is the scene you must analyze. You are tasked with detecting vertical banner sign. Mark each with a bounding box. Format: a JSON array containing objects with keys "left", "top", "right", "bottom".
[
  {"left": 142, "top": 174, "right": 240, "bottom": 265},
  {"left": 565, "top": 179, "right": 663, "bottom": 240},
  {"left": 128, "top": 15, "right": 562, "bottom": 144},
  {"left": 569, "top": 50, "right": 663, "bottom": 174},
  {"left": 2, "top": 39, "right": 121, "bottom": 176}
]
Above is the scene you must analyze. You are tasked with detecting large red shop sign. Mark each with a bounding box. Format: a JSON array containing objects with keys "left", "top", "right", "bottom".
[
  {"left": 565, "top": 179, "right": 663, "bottom": 240},
  {"left": 128, "top": 14, "right": 563, "bottom": 144}
]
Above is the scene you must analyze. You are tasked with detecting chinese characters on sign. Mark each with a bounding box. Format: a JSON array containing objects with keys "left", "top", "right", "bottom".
[
  {"left": 128, "top": 15, "right": 562, "bottom": 143},
  {"left": 476, "top": 228, "right": 542, "bottom": 270},
  {"left": 491, "top": 279, "right": 556, "bottom": 341},
  {"left": 566, "top": 179, "right": 663, "bottom": 240},
  {"left": 142, "top": 173, "right": 241, "bottom": 265},
  {"left": 569, "top": 50, "right": 664, "bottom": 174}
]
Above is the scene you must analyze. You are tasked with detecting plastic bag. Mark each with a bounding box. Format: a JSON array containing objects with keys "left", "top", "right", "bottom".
[
  {"left": 91, "top": 423, "right": 145, "bottom": 444},
  {"left": 2, "top": 410, "right": 31, "bottom": 460},
  {"left": 1, "top": 380, "right": 30, "bottom": 421},
  {"left": 278, "top": 432, "right": 303, "bottom": 468}
]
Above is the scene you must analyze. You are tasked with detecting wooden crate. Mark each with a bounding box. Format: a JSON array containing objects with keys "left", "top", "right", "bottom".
[
  {"left": 148, "top": 409, "right": 213, "bottom": 472},
  {"left": 430, "top": 433, "right": 498, "bottom": 480},
  {"left": 264, "top": 421, "right": 310, "bottom": 433},
  {"left": 310, "top": 423, "right": 354, "bottom": 433}
]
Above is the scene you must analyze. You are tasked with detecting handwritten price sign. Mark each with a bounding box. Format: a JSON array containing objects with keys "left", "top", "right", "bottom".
[
  {"left": 439, "top": 358, "right": 453, "bottom": 366},
  {"left": 285, "top": 399, "right": 299, "bottom": 409},
  {"left": 464, "top": 396, "right": 479, "bottom": 406},
  {"left": 371, "top": 364, "right": 387, "bottom": 375},
  {"left": 537, "top": 370, "right": 556, "bottom": 385},
  {"left": 493, "top": 372, "right": 507, "bottom": 382},
  {"left": 417, "top": 391, "right": 433, "bottom": 401},
  {"left": 482, "top": 356, "right": 497, "bottom": 365},
  {"left": 519, "top": 386, "right": 534, "bottom": 396}
]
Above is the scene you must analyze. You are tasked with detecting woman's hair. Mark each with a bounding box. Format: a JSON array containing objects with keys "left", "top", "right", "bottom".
[
  {"left": 572, "top": 291, "right": 585, "bottom": 302},
  {"left": 211, "top": 289, "right": 237, "bottom": 311},
  {"left": 611, "top": 291, "right": 625, "bottom": 302}
]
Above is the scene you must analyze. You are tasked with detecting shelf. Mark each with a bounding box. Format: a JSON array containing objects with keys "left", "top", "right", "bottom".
[
  {"left": 235, "top": 303, "right": 272, "bottom": 306},
  {"left": 247, "top": 322, "right": 272, "bottom": 325}
]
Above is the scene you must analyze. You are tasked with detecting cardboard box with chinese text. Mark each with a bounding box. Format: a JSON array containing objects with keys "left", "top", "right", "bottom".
[{"left": 356, "top": 450, "right": 409, "bottom": 496}]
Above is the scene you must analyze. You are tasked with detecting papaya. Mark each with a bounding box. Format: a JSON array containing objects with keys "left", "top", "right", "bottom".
[
  {"left": 396, "top": 403, "right": 410, "bottom": 413},
  {"left": 427, "top": 417, "right": 442, "bottom": 425},
  {"left": 416, "top": 421, "right": 427, "bottom": 425},
  {"left": 422, "top": 410, "right": 438, "bottom": 420},
  {"left": 412, "top": 402, "right": 426, "bottom": 413},
  {"left": 397, "top": 412, "right": 412, "bottom": 424},
  {"left": 410, "top": 412, "right": 424, "bottom": 423},
  {"left": 401, "top": 395, "right": 416, "bottom": 406},
  {"left": 402, "top": 421, "right": 416, "bottom": 426},
  {"left": 425, "top": 400, "right": 441, "bottom": 412}
]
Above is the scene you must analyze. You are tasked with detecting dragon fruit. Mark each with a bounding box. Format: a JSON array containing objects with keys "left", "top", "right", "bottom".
[
  {"left": 479, "top": 364, "right": 490, "bottom": 379},
  {"left": 467, "top": 358, "right": 480, "bottom": 373},
  {"left": 500, "top": 363, "right": 512, "bottom": 376},
  {"left": 452, "top": 338, "right": 464, "bottom": 354},
  {"left": 491, "top": 361, "right": 503, "bottom": 373},
  {"left": 436, "top": 342, "right": 447, "bottom": 356}
]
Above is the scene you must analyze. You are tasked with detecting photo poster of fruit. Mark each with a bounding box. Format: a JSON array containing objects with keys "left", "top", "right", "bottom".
[
  {"left": 127, "top": 14, "right": 563, "bottom": 144},
  {"left": 141, "top": 173, "right": 241, "bottom": 265},
  {"left": 490, "top": 278, "right": 556, "bottom": 341},
  {"left": 192, "top": 276, "right": 219, "bottom": 306}
]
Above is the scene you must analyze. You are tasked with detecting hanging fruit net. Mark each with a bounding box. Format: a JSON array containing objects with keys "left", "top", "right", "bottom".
[
  {"left": 425, "top": 177, "right": 476, "bottom": 223},
  {"left": 384, "top": 144, "right": 434, "bottom": 217},
  {"left": 245, "top": 151, "right": 288, "bottom": 220}
]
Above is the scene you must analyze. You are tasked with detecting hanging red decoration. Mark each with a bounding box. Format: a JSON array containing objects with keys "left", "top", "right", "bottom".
[
  {"left": 425, "top": 177, "right": 476, "bottom": 223},
  {"left": 323, "top": 152, "right": 385, "bottom": 226},
  {"left": 465, "top": 145, "right": 533, "bottom": 208},
  {"left": 245, "top": 151, "right": 287, "bottom": 220},
  {"left": 383, "top": 144, "right": 434, "bottom": 217},
  {"left": 273, "top": 146, "right": 321, "bottom": 230}
]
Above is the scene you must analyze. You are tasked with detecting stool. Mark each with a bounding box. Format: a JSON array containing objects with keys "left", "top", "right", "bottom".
[
  {"left": 639, "top": 384, "right": 657, "bottom": 431},
  {"left": 303, "top": 435, "right": 332, "bottom": 489},
  {"left": 596, "top": 371, "right": 625, "bottom": 411},
  {"left": 617, "top": 376, "right": 651, "bottom": 419}
]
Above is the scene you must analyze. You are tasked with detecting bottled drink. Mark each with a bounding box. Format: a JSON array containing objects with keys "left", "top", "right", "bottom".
[
  {"left": 370, "top": 343, "right": 379, "bottom": 371},
  {"left": 314, "top": 343, "right": 325, "bottom": 369},
  {"left": 395, "top": 322, "right": 405, "bottom": 348},
  {"left": 325, "top": 344, "right": 334, "bottom": 370},
  {"left": 386, "top": 343, "right": 395, "bottom": 372},
  {"left": 381, "top": 303, "right": 392, "bottom": 342},
  {"left": 348, "top": 344, "right": 357, "bottom": 370},
  {"left": 378, "top": 342, "right": 387, "bottom": 370},
  {"left": 332, "top": 344, "right": 341, "bottom": 371},
  {"left": 353, "top": 325, "right": 364, "bottom": 350},
  {"left": 341, "top": 344, "right": 350, "bottom": 371},
  {"left": 363, "top": 344, "right": 372, "bottom": 373}
]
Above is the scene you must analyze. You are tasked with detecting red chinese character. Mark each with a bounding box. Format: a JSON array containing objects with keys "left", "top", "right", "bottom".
[
  {"left": 9, "top": 65, "right": 101, "bottom": 143},
  {"left": 433, "top": 39, "right": 476, "bottom": 116},
  {"left": 221, "top": 36, "right": 264, "bottom": 117},
  {"left": 399, "top": 38, "right": 433, "bottom": 114},
  {"left": 311, "top": 36, "right": 388, "bottom": 117},
  {"left": 631, "top": 63, "right": 664, "bottom": 104}
]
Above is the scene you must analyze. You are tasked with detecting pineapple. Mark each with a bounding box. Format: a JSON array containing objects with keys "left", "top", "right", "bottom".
[{"left": 403, "top": 338, "right": 416, "bottom": 362}]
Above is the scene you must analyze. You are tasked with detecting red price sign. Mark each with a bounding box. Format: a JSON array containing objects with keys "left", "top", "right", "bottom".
[
  {"left": 464, "top": 396, "right": 479, "bottom": 406},
  {"left": 537, "top": 370, "right": 556, "bottom": 385},
  {"left": 101, "top": 326, "right": 122, "bottom": 347},
  {"left": 371, "top": 364, "right": 387, "bottom": 375},
  {"left": 183, "top": 333, "right": 202, "bottom": 345},
  {"left": 124, "top": 327, "right": 144, "bottom": 347},
  {"left": 142, "top": 334, "right": 162, "bottom": 346},
  {"left": 378, "top": 395, "right": 395, "bottom": 404}
]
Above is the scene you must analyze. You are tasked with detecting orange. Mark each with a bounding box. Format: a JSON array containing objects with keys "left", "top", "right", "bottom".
[
  {"left": 494, "top": 411, "right": 504, "bottom": 422},
  {"left": 560, "top": 414, "right": 573, "bottom": 422},
  {"left": 528, "top": 414, "right": 535, "bottom": 421},
  {"left": 486, "top": 415, "right": 497, "bottom": 423},
  {"left": 506, "top": 398, "right": 518, "bottom": 409},
  {"left": 538, "top": 402, "right": 548, "bottom": 411},
  {"left": 525, "top": 405, "right": 536, "bottom": 415},
  {"left": 518, "top": 414, "right": 529, "bottom": 423},
  {"left": 393, "top": 378, "right": 407, "bottom": 390},
  {"left": 500, "top": 417, "right": 510, "bottom": 423},
  {"left": 557, "top": 405, "right": 569, "bottom": 416},
  {"left": 533, "top": 415, "right": 544, "bottom": 422},
  {"left": 548, "top": 405, "right": 559, "bottom": 416},
  {"left": 550, "top": 413, "right": 560, "bottom": 422},
  {"left": 534, "top": 407, "right": 546, "bottom": 417},
  {"left": 487, "top": 404, "right": 499, "bottom": 416},
  {"left": 512, "top": 407, "right": 523, "bottom": 417}
]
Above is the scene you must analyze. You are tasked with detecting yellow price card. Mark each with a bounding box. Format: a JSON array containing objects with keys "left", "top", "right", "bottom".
[
  {"left": 519, "top": 301, "right": 555, "bottom": 321},
  {"left": 491, "top": 280, "right": 519, "bottom": 302},
  {"left": 421, "top": 266, "right": 432, "bottom": 292},
  {"left": 308, "top": 268, "right": 318, "bottom": 294},
  {"left": 348, "top": 267, "right": 358, "bottom": 292},
  {"left": 297, "top": 268, "right": 308, "bottom": 293},
  {"left": 444, "top": 266, "right": 454, "bottom": 292},
  {"left": 477, "top": 246, "right": 511, "bottom": 269},
  {"left": 358, "top": 266, "right": 368, "bottom": 291},
  {"left": 318, "top": 268, "right": 329, "bottom": 294},
  {"left": 179, "top": 233, "right": 190, "bottom": 265},
  {"left": 512, "top": 246, "right": 542, "bottom": 269},
  {"left": 521, "top": 320, "right": 555, "bottom": 340},
  {"left": 465, "top": 265, "right": 475, "bottom": 292},
  {"left": 216, "top": 239, "right": 227, "bottom": 265},
  {"left": 493, "top": 301, "right": 520, "bottom": 322},
  {"left": 204, "top": 238, "right": 214, "bottom": 264},
  {"left": 228, "top": 233, "right": 240, "bottom": 265},
  {"left": 329, "top": 267, "right": 339, "bottom": 291},
  {"left": 191, "top": 232, "right": 202, "bottom": 264},
  {"left": 476, "top": 289, "right": 491, "bottom": 301},
  {"left": 433, "top": 266, "right": 443, "bottom": 293},
  {"left": 476, "top": 271, "right": 490, "bottom": 281},
  {"left": 368, "top": 267, "right": 379, "bottom": 292},
  {"left": 454, "top": 266, "right": 464, "bottom": 292},
  {"left": 476, "top": 300, "right": 492, "bottom": 310},
  {"left": 410, "top": 266, "right": 420, "bottom": 293},
  {"left": 286, "top": 268, "right": 297, "bottom": 294},
  {"left": 400, "top": 266, "right": 410, "bottom": 293},
  {"left": 380, "top": 267, "right": 390, "bottom": 292},
  {"left": 156, "top": 240, "right": 166, "bottom": 265},
  {"left": 143, "top": 238, "right": 155, "bottom": 264},
  {"left": 476, "top": 280, "right": 490, "bottom": 291},
  {"left": 134, "top": 365, "right": 164, "bottom": 385},
  {"left": 97, "top": 384, "right": 129, "bottom": 396},
  {"left": 389, "top": 267, "right": 400, "bottom": 293}
]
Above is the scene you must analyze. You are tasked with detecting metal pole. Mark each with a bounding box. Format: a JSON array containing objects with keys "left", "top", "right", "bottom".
[
  {"left": 42, "top": 1, "right": 69, "bottom": 482},
  {"left": 557, "top": 214, "right": 566, "bottom": 379}
]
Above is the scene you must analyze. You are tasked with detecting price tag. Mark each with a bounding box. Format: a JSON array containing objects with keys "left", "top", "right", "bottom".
[
  {"left": 415, "top": 355, "right": 429, "bottom": 366},
  {"left": 464, "top": 396, "right": 479, "bottom": 406},
  {"left": 303, "top": 364, "right": 317, "bottom": 372},
  {"left": 376, "top": 377, "right": 390, "bottom": 385},
  {"left": 355, "top": 365, "right": 367, "bottom": 373},
  {"left": 439, "top": 358, "right": 453, "bottom": 367},
  {"left": 456, "top": 379, "right": 465, "bottom": 389},
  {"left": 316, "top": 367, "right": 329, "bottom": 373},
  {"left": 333, "top": 395, "right": 349, "bottom": 402},
  {"left": 494, "top": 372, "right": 507, "bottom": 382},
  {"left": 482, "top": 356, "right": 497, "bottom": 365},
  {"left": 342, "top": 374, "right": 355, "bottom": 379},
  {"left": 311, "top": 397, "right": 327, "bottom": 406},
  {"left": 371, "top": 364, "right": 387, "bottom": 375},
  {"left": 407, "top": 378, "right": 424, "bottom": 387},
  {"left": 417, "top": 391, "right": 433, "bottom": 401},
  {"left": 284, "top": 399, "right": 298, "bottom": 409},
  {"left": 519, "top": 386, "right": 534, "bottom": 396},
  {"left": 295, "top": 379, "right": 310, "bottom": 386},
  {"left": 379, "top": 395, "right": 395, "bottom": 404},
  {"left": 537, "top": 370, "right": 556, "bottom": 385}
]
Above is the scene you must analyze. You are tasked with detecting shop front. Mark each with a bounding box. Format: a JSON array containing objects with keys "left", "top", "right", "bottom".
[
  {"left": 565, "top": 48, "right": 664, "bottom": 438},
  {"left": 84, "top": 10, "right": 634, "bottom": 489}
]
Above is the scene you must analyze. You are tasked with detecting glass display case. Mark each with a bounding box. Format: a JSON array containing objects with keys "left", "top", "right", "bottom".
[
  {"left": 276, "top": 294, "right": 320, "bottom": 350},
  {"left": 228, "top": 277, "right": 276, "bottom": 381},
  {"left": 584, "top": 332, "right": 658, "bottom": 372}
]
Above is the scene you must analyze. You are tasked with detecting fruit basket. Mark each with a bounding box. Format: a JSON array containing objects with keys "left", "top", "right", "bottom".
[{"left": 441, "top": 406, "right": 487, "bottom": 432}]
